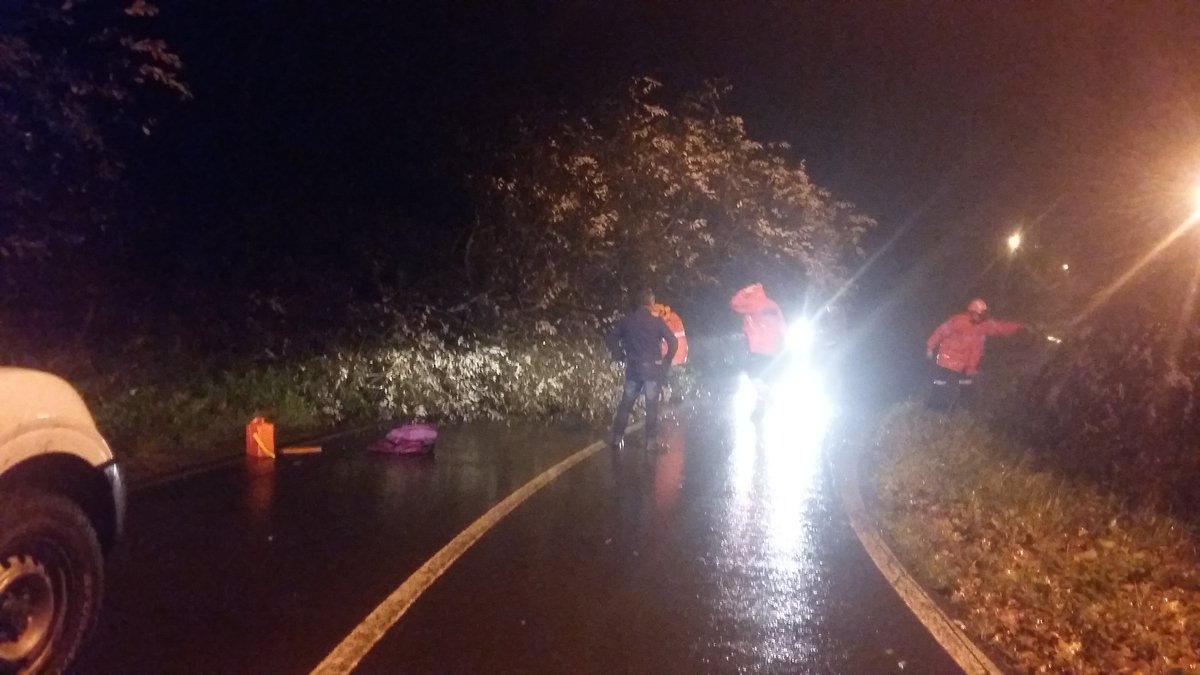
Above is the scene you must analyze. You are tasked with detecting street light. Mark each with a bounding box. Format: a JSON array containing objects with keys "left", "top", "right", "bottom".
[
  {"left": 1007, "top": 232, "right": 1022, "bottom": 253},
  {"left": 1062, "top": 263, "right": 1070, "bottom": 271}
]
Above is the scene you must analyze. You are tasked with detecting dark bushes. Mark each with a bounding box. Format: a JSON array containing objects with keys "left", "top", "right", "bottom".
[{"left": 978, "top": 317, "right": 1200, "bottom": 511}]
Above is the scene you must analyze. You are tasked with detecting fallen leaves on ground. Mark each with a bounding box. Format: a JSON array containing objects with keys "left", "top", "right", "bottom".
[{"left": 869, "top": 402, "right": 1200, "bottom": 674}]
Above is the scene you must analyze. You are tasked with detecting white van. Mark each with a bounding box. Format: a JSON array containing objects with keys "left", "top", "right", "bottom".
[{"left": 0, "top": 368, "right": 125, "bottom": 674}]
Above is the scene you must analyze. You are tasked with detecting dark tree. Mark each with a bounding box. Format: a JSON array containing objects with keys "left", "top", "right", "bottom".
[
  {"left": 0, "top": 0, "right": 187, "bottom": 260},
  {"left": 469, "top": 78, "right": 874, "bottom": 315}
]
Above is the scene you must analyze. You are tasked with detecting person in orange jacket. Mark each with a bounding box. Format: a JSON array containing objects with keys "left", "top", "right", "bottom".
[
  {"left": 926, "top": 298, "right": 1024, "bottom": 409},
  {"left": 651, "top": 303, "right": 688, "bottom": 366},
  {"left": 651, "top": 302, "right": 688, "bottom": 403},
  {"left": 730, "top": 282, "right": 787, "bottom": 381}
]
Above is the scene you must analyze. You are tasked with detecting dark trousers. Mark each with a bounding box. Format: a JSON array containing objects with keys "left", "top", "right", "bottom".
[
  {"left": 611, "top": 375, "right": 662, "bottom": 446},
  {"left": 928, "top": 364, "right": 974, "bottom": 412}
]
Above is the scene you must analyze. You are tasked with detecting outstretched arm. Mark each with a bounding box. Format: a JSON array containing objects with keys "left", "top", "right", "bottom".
[{"left": 984, "top": 319, "right": 1024, "bottom": 337}]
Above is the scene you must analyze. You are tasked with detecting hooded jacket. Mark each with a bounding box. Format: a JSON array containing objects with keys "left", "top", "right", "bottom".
[
  {"left": 730, "top": 284, "right": 787, "bottom": 356},
  {"left": 926, "top": 313, "right": 1023, "bottom": 375}
]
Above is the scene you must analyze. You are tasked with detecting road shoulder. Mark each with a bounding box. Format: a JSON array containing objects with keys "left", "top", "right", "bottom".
[{"left": 836, "top": 431, "right": 1004, "bottom": 675}]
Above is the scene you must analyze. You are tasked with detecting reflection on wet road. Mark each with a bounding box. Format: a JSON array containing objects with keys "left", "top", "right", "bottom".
[
  {"left": 718, "top": 375, "right": 833, "bottom": 666},
  {"left": 77, "top": 385, "right": 960, "bottom": 674},
  {"left": 357, "top": 387, "right": 960, "bottom": 674}
]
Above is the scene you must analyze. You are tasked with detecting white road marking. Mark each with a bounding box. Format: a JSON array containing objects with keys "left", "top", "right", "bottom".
[
  {"left": 837, "top": 438, "right": 1004, "bottom": 675},
  {"left": 311, "top": 425, "right": 640, "bottom": 674}
]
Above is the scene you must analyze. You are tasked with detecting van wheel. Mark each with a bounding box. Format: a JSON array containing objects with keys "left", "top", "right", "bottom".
[{"left": 0, "top": 490, "right": 103, "bottom": 674}]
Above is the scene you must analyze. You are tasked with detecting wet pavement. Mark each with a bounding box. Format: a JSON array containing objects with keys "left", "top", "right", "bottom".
[{"left": 75, "top": 384, "right": 961, "bottom": 674}]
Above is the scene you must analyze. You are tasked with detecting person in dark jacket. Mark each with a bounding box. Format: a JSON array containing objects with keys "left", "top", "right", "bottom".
[{"left": 606, "top": 288, "right": 678, "bottom": 451}]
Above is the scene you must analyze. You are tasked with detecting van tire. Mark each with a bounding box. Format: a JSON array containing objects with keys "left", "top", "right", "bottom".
[{"left": 0, "top": 490, "right": 103, "bottom": 674}]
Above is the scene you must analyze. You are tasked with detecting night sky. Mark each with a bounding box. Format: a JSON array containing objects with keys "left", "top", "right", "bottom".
[{"left": 136, "top": 1, "right": 1200, "bottom": 320}]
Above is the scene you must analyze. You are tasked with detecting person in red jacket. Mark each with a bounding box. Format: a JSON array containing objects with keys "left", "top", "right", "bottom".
[
  {"left": 730, "top": 282, "right": 787, "bottom": 381},
  {"left": 925, "top": 298, "right": 1024, "bottom": 409}
]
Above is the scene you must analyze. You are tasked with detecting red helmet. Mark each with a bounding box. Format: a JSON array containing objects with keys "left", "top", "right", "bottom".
[{"left": 967, "top": 298, "right": 988, "bottom": 314}]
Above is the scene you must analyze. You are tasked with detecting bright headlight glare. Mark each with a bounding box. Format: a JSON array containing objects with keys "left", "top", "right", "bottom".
[
  {"left": 763, "top": 363, "right": 833, "bottom": 449},
  {"left": 730, "top": 358, "right": 835, "bottom": 458},
  {"left": 776, "top": 367, "right": 831, "bottom": 422},
  {"left": 787, "top": 319, "right": 816, "bottom": 354},
  {"left": 733, "top": 373, "right": 760, "bottom": 419}
]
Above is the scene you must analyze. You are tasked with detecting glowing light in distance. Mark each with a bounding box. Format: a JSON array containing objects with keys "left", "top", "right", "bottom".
[
  {"left": 1007, "top": 232, "right": 1022, "bottom": 253},
  {"left": 1046, "top": 335, "right": 1063, "bottom": 344},
  {"left": 1062, "top": 263, "right": 1070, "bottom": 271}
]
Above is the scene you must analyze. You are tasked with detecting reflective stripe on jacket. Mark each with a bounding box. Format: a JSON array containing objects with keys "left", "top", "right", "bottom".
[{"left": 653, "top": 304, "right": 689, "bottom": 365}]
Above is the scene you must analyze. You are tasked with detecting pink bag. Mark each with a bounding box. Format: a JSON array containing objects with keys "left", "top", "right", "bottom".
[{"left": 369, "top": 423, "right": 438, "bottom": 455}]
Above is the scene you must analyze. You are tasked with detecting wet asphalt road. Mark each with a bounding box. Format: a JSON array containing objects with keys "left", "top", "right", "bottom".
[{"left": 75, "top": 389, "right": 961, "bottom": 674}]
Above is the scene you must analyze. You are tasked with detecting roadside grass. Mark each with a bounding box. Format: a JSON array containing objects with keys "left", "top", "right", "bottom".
[
  {"left": 87, "top": 365, "right": 328, "bottom": 476},
  {"left": 867, "top": 401, "right": 1200, "bottom": 673}
]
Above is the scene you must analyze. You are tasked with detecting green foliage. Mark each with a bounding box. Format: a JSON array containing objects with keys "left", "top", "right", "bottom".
[
  {"left": 75, "top": 308, "right": 709, "bottom": 478},
  {"left": 870, "top": 402, "right": 1200, "bottom": 673},
  {"left": 468, "top": 77, "right": 873, "bottom": 314}
]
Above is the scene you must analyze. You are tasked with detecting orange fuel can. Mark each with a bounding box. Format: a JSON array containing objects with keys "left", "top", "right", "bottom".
[{"left": 245, "top": 416, "right": 276, "bottom": 459}]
